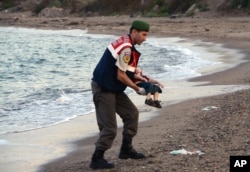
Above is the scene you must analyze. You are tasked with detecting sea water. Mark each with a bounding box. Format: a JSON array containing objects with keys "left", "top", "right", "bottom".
[{"left": 0, "top": 27, "right": 217, "bottom": 134}]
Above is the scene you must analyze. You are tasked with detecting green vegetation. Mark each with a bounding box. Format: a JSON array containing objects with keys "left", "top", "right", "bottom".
[
  {"left": 230, "top": 0, "right": 250, "bottom": 12},
  {"left": 1, "top": 0, "right": 16, "bottom": 10},
  {"left": 0, "top": 0, "right": 249, "bottom": 16}
]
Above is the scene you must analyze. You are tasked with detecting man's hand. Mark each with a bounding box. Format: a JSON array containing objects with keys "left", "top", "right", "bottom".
[{"left": 136, "top": 87, "right": 146, "bottom": 95}]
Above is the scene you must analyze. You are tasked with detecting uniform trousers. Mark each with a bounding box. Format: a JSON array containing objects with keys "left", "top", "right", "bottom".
[{"left": 91, "top": 81, "right": 139, "bottom": 151}]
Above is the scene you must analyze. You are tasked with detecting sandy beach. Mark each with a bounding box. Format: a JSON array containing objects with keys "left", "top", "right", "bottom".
[{"left": 0, "top": 13, "right": 249, "bottom": 172}]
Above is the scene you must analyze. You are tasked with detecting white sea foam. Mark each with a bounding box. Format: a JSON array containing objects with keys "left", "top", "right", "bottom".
[{"left": 0, "top": 139, "right": 10, "bottom": 145}]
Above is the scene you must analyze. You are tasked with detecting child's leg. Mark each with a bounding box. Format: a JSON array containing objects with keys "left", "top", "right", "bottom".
[
  {"left": 137, "top": 82, "right": 153, "bottom": 100},
  {"left": 153, "top": 88, "right": 162, "bottom": 108},
  {"left": 153, "top": 92, "right": 162, "bottom": 108},
  {"left": 153, "top": 92, "right": 159, "bottom": 101},
  {"left": 137, "top": 82, "right": 156, "bottom": 107},
  {"left": 146, "top": 93, "right": 152, "bottom": 100}
]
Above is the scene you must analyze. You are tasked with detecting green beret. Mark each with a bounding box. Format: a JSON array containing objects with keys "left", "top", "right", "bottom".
[{"left": 132, "top": 20, "right": 150, "bottom": 32}]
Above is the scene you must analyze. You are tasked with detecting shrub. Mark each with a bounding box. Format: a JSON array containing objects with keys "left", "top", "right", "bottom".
[{"left": 1, "top": 0, "right": 16, "bottom": 10}]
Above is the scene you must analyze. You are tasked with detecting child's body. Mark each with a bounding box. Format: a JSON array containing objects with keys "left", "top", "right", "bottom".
[{"left": 134, "top": 67, "right": 164, "bottom": 108}]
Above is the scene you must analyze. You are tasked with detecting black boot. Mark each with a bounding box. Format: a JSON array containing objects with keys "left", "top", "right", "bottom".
[
  {"left": 89, "top": 149, "right": 114, "bottom": 169},
  {"left": 119, "top": 137, "right": 146, "bottom": 159}
]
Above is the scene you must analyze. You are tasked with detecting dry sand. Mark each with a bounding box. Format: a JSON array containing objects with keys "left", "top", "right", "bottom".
[{"left": 0, "top": 13, "right": 249, "bottom": 172}]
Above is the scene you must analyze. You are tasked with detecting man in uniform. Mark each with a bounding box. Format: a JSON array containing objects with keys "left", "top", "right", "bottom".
[{"left": 90, "top": 20, "right": 150, "bottom": 169}]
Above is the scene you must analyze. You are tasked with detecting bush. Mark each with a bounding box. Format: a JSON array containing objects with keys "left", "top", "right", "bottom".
[
  {"left": 230, "top": 0, "right": 250, "bottom": 13},
  {"left": 230, "top": 0, "right": 249, "bottom": 9},
  {"left": 1, "top": 0, "right": 16, "bottom": 10},
  {"left": 33, "top": 0, "right": 50, "bottom": 14}
]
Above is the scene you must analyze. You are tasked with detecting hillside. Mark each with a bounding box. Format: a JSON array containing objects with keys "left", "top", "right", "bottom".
[{"left": 0, "top": 0, "right": 249, "bottom": 18}]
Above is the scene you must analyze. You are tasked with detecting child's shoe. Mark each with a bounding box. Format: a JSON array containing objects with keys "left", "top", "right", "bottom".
[
  {"left": 145, "top": 98, "right": 155, "bottom": 107},
  {"left": 154, "top": 100, "right": 162, "bottom": 108}
]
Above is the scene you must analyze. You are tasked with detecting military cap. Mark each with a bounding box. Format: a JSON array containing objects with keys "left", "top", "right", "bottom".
[{"left": 132, "top": 20, "right": 150, "bottom": 32}]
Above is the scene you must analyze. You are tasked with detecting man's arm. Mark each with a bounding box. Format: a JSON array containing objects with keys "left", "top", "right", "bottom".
[
  {"left": 115, "top": 47, "right": 145, "bottom": 94},
  {"left": 117, "top": 69, "right": 140, "bottom": 91}
]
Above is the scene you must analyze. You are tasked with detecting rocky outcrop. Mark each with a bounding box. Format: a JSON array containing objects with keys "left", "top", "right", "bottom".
[{"left": 38, "top": 7, "right": 69, "bottom": 18}]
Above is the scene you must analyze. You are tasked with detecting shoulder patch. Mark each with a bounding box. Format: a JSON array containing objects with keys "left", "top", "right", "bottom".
[{"left": 123, "top": 52, "right": 131, "bottom": 64}]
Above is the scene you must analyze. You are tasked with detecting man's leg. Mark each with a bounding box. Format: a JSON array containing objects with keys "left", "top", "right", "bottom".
[
  {"left": 89, "top": 81, "right": 116, "bottom": 169},
  {"left": 116, "top": 92, "right": 146, "bottom": 159}
]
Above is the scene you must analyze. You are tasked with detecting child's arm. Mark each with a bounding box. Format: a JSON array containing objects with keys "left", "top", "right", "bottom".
[
  {"left": 148, "top": 78, "right": 164, "bottom": 88},
  {"left": 134, "top": 73, "right": 148, "bottom": 82}
]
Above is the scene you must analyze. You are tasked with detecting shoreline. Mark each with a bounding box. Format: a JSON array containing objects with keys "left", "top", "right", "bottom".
[
  {"left": 3, "top": 35, "right": 249, "bottom": 172},
  {"left": 0, "top": 15, "right": 249, "bottom": 172}
]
